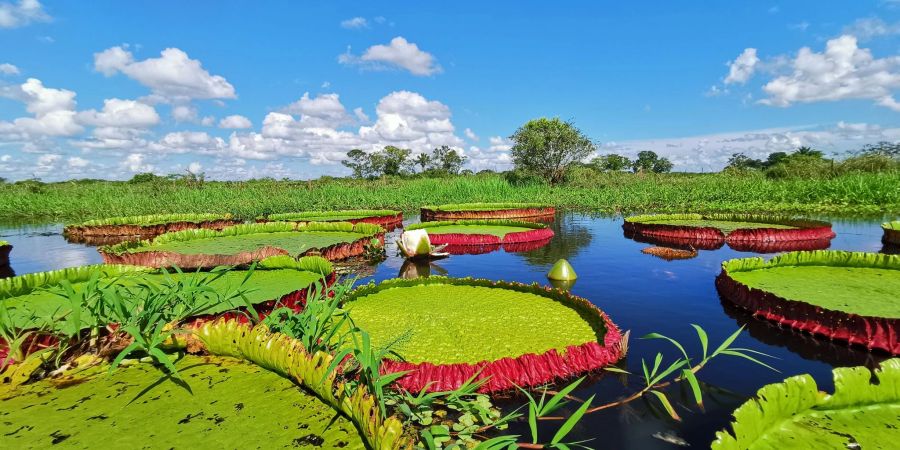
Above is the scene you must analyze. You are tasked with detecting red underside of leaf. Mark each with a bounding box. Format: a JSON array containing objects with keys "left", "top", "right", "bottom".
[
  {"left": 716, "top": 271, "right": 900, "bottom": 354},
  {"left": 64, "top": 220, "right": 243, "bottom": 238},
  {"left": 623, "top": 223, "right": 835, "bottom": 253},
  {"left": 428, "top": 228, "right": 555, "bottom": 248}
]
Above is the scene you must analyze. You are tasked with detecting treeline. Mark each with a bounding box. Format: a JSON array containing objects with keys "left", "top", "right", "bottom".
[
  {"left": 341, "top": 145, "right": 468, "bottom": 179},
  {"left": 722, "top": 142, "right": 899, "bottom": 179}
]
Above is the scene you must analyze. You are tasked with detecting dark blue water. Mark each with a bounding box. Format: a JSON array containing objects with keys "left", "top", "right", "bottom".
[{"left": 0, "top": 213, "right": 893, "bottom": 448}]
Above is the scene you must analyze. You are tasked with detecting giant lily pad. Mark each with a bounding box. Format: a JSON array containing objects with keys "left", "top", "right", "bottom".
[
  {"left": 99, "top": 222, "right": 384, "bottom": 268},
  {"left": 420, "top": 202, "right": 555, "bottom": 221},
  {"left": 64, "top": 213, "right": 242, "bottom": 245},
  {"left": 624, "top": 213, "right": 835, "bottom": 253},
  {"left": 0, "top": 355, "right": 365, "bottom": 449},
  {"left": 405, "top": 220, "right": 554, "bottom": 254},
  {"left": 344, "top": 277, "right": 624, "bottom": 392},
  {"left": 884, "top": 220, "right": 900, "bottom": 246},
  {"left": 712, "top": 358, "right": 900, "bottom": 449},
  {"left": 0, "top": 256, "right": 332, "bottom": 331},
  {"left": 260, "top": 209, "right": 403, "bottom": 231},
  {"left": 716, "top": 250, "right": 900, "bottom": 354},
  {"left": 0, "top": 240, "right": 10, "bottom": 266}
]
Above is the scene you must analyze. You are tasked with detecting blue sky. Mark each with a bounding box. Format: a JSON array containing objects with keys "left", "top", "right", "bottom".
[{"left": 1, "top": 1, "right": 899, "bottom": 180}]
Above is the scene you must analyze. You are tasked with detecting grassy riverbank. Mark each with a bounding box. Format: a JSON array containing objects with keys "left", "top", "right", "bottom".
[{"left": 0, "top": 171, "right": 897, "bottom": 221}]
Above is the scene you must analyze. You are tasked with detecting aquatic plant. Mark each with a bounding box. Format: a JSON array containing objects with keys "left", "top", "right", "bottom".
[
  {"left": 712, "top": 358, "right": 900, "bottom": 449},
  {"left": 194, "top": 319, "right": 412, "bottom": 449},
  {"left": 99, "top": 221, "right": 385, "bottom": 267},
  {"left": 717, "top": 250, "right": 900, "bottom": 354},
  {"left": 0, "top": 240, "right": 10, "bottom": 266},
  {"left": 63, "top": 213, "right": 242, "bottom": 243},
  {"left": 547, "top": 259, "right": 577, "bottom": 281},
  {"left": 343, "top": 276, "right": 624, "bottom": 393},
  {"left": 0, "top": 257, "right": 334, "bottom": 375},
  {"left": 0, "top": 355, "right": 366, "bottom": 448},
  {"left": 421, "top": 202, "right": 555, "bottom": 221},
  {"left": 261, "top": 209, "right": 404, "bottom": 230},
  {"left": 406, "top": 220, "right": 554, "bottom": 249},
  {"left": 883, "top": 220, "right": 900, "bottom": 245},
  {"left": 622, "top": 214, "right": 834, "bottom": 251}
]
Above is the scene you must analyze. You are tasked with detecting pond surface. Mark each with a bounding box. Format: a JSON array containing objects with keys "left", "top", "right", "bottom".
[{"left": 0, "top": 213, "right": 893, "bottom": 448}]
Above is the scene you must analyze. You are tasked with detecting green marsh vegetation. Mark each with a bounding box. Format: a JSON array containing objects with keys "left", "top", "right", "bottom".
[{"left": 1, "top": 123, "right": 897, "bottom": 220}]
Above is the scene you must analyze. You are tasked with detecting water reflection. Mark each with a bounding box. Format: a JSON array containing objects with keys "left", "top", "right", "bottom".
[
  {"left": 398, "top": 259, "right": 449, "bottom": 278},
  {"left": 513, "top": 213, "right": 593, "bottom": 266}
]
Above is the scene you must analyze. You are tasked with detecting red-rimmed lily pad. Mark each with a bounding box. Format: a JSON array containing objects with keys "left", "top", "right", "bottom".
[
  {"left": 716, "top": 250, "right": 900, "bottom": 354},
  {"left": 624, "top": 213, "right": 834, "bottom": 253},
  {"left": 259, "top": 210, "right": 403, "bottom": 231},
  {"left": 99, "top": 222, "right": 384, "bottom": 268},
  {"left": 63, "top": 213, "right": 243, "bottom": 245},
  {"left": 420, "top": 203, "right": 555, "bottom": 222},
  {"left": 343, "top": 277, "right": 625, "bottom": 393},
  {"left": 405, "top": 220, "right": 554, "bottom": 255}
]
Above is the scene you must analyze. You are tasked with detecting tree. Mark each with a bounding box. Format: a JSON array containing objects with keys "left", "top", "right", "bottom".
[
  {"left": 370, "top": 146, "right": 412, "bottom": 176},
  {"left": 724, "top": 153, "right": 764, "bottom": 171},
  {"left": 591, "top": 154, "right": 632, "bottom": 172},
  {"left": 413, "top": 153, "right": 431, "bottom": 172},
  {"left": 632, "top": 150, "right": 673, "bottom": 173},
  {"left": 764, "top": 152, "right": 788, "bottom": 168},
  {"left": 430, "top": 145, "right": 467, "bottom": 174},
  {"left": 342, "top": 149, "right": 372, "bottom": 178},
  {"left": 652, "top": 157, "right": 674, "bottom": 173},
  {"left": 794, "top": 146, "right": 823, "bottom": 158},
  {"left": 509, "top": 118, "right": 595, "bottom": 184},
  {"left": 858, "top": 141, "right": 900, "bottom": 158}
]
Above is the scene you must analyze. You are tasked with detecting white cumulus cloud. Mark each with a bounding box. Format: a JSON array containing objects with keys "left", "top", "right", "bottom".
[
  {"left": 219, "top": 114, "right": 252, "bottom": 129},
  {"left": 94, "top": 46, "right": 236, "bottom": 101},
  {"left": 76, "top": 98, "right": 160, "bottom": 128},
  {"left": 724, "top": 48, "right": 759, "bottom": 85},
  {"left": 0, "top": 0, "right": 49, "bottom": 29},
  {"left": 339, "top": 37, "right": 442, "bottom": 76},
  {"left": 0, "top": 63, "right": 19, "bottom": 75}
]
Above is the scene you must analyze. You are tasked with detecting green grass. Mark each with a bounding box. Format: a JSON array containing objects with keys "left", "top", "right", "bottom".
[
  {"left": 3, "top": 268, "right": 323, "bottom": 328},
  {"left": 0, "top": 355, "right": 364, "bottom": 449},
  {"left": 346, "top": 284, "right": 599, "bottom": 364},
  {"left": 0, "top": 171, "right": 896, "bottom": 221},
  {"left": 135, "top": 231, "right": 365, "bottom": 255},
  {"left": 884, "top": 220, "right": 900, "bottom": 230},
  {"left": 729, "top": 266, "right": 900, "bottom": 318}
]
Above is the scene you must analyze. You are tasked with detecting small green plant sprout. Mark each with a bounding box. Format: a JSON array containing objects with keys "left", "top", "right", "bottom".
[
  {"left": 261, "top": 278, "right": 356, "bottom": 355},
  {"left": 544, "top": 325, "right": 776, "bottom": 423},
  {"left": 388, "top": 372, "right": 515, "bottom": 448},
  {"left": 103, "top": 266, "right": 252, "bottom": 379}
]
